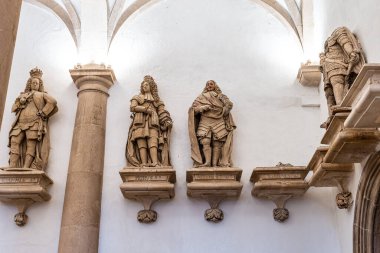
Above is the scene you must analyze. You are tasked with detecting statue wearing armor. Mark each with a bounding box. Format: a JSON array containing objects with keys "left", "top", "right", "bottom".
[
  {"left": 126, "top": 76, "right": 173, "bottom": 167},
  {"left": 320, "top": 27, "right": 365, "bottom": 127},
  {"left": 189, "top": 80, "right": 236, "bottom": 167},
  {"left": 8, "top": 68, "right": 58, "bottom": 170}
]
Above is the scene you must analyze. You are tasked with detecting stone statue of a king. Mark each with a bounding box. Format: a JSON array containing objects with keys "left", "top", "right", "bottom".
[{"left": 8, "top": 67, "right": 58, "bottom": 170}]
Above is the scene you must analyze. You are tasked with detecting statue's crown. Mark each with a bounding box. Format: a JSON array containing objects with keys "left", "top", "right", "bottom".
[{"left": 29, "top": 67, "right": 43, "bottom": 78}]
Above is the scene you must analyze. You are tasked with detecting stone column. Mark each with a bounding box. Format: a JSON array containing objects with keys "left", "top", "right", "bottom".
[
  {"left": 0, "top": 0, "right": 22, "bottom": 129},
  {"left": 58, "top": 64, "right": 115, "bottom": 253}
]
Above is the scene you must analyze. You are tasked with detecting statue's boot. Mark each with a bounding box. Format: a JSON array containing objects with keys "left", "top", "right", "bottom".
[
  {"left": 150, "top": 147, "right": 158, "bottom": 167},
  {"left": 9, "top": 153, "right": 19, "bottom": 168},
  {"left": 139, "top": 148, "right": 148, "bottom": 167},
  {"left": 212, "top": 146, "right": 221, "bottom": 167},
  {"left": 200, "top": 146, "right": 211, "bottom": 167},
  {"left": 23, "top": 154, "right": 34, "bottom": 168}
]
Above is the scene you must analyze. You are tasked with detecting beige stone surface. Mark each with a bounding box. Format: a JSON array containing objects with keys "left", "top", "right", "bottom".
[
  {"left": 0, "top": 168, "right": 53, "bottom": 226},
  {"left": 297, "top": 63, "right": 321, "bottom": 87},
  {"left": 321, "top": 108, "right": 350, "bottom": 143},
  {"left": 0, "top": 0, "right": 22, "bottom": 130},
  {"left": 307, "top": 146, "right": 356, "bottom": 209},
  {"left": 58, "top": 64, "right": 115, "bottom": 253},
  {"left": 341, "top": 64, "right": 380, "bottom": 107},
  {"left": 319, "top": 27, "right": 366, "bottom": 129},
  {"left": 324, "top": 129, "right": 380, "bottom": 164},
  {"left": 320, "top": 27, "right": 365, "bottom": 109},
  {"left": 345, "top": 84, "right": 380, "bottom": 128},
  {"left": 119, "top": 166, "right": 176, "bottom": 223},
  {"left": 250, "top": 165, "right": 309, "bottom": 222},
  {"left": 186, "top": 167, "right": 243, "bottom": 222},
  {"left": 126, "top": 76, "right": 173, "bottom": 167},
  {"left": 189, "top": 81, "right": 235, "bottom": 168},
  {"left": 8, "top": 68, "right": 58, "bottom": 170}
]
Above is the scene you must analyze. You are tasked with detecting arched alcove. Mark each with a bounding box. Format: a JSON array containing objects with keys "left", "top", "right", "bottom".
[{"left": 354, "top": 151, "right": 380, "bottom": 253}]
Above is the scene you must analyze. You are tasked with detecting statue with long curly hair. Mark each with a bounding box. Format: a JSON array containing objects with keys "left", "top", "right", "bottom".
[
  {"left": 126, "top": 76, "right": 173, "bottom": 167},
  {"left": 8, "top": 67, "right": 58, "bottom": 170},
  {"left": 188, "top": 80, "right": 236, "bottom": 167}
]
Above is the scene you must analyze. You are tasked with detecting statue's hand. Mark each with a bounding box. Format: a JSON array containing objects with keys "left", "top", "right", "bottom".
[
  {"left": 147, "top": 108, "right": 154, "bottom": 115},
  {"left": 200, "top": 105, "right": 211, "bottom": 112},
  {"left": 20, "top": 97, "right": 27, "bottom": 105},
  {"left": 160, "top": 121, "right": 172, "bottom": 131}
]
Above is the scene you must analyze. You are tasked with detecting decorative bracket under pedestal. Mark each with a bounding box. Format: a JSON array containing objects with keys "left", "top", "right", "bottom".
[
  {"left": 250, "top": 165, "right": 309, "bottom": 222},
  {"left": 307, "top": 146, "right": 354, "bottom": 209},
  {"left": 0, "top": 168, "right": 53, "bottom": 226},
  {"left": 119, "top": 166, "right": 176, "bottom": 223},
  {"left": 186, "top": 167, "right": 243, "bottom": 223}
]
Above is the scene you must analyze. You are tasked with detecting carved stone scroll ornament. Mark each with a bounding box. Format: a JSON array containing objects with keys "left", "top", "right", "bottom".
[
  {"left": 0, "top": 68, "right": 57, "bottom": 226},
  {"left": 120, "top": 76, "right": 176, "bottom": 223},
  {"left": 187, "top": 81, "right": 242, "bottom": 222},
  {"left": 320, "top": 27, "right": 366, "bottom": 129}
]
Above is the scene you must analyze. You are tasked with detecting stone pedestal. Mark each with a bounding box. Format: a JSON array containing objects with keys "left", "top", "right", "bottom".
[
  {"left": 119, "top": 166, "right": 176, "bottom": 223},
  {"left": 58, "top": 64, "right": 115, "bottom": 253},
  {"left": 186, "top": 167, "right": 242, "bottom": 223},
  {"left": 250, "top": 165, "right": 309, "bottom": 222},
  {"left": 297, "top": 63, "right": 321, "bottom": 87},
  {"left": 345, "top": 83, "right": 380, "bottom": 128},
  {"left": 321, "top": 107, "right": 351, "bottom": 144},
  {"left": 0, "top": 168, "right": 53, "bottom": 226},
  {"left": 324, "top": 129, "right": 380, "bottom": 164},
  {"left": 307, "top": 147, "right": 354, "bottom": 209}
]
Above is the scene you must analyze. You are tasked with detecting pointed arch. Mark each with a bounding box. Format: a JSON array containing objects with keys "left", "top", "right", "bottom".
[
  {"left": 24, "top": 0, "right": 80, "bottom": 48},
  {"left": 108, "top": 0, "right": 304, "bottom": 50},
  {"left": 353, "top": 151, "right": 380, "bottom": 253}
]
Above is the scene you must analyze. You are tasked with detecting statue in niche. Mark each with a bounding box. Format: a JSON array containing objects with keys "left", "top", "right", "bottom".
[
  {"left": 320, "top": 27, "right": 365, "bottom": 128},
  {"left": 8, "top": 67, "right": 58, "bottom": 170},
  {"left": 126, "top": 75, "right": 173, "bottom": 167},
  {"left": 189, "top": 80, "right": 236, "bottom": 167}
]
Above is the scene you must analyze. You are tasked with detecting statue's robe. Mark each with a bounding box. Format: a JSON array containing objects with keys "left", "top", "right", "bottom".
[{"left": 188, "top": 91, "right": 236, "bottom": 167}]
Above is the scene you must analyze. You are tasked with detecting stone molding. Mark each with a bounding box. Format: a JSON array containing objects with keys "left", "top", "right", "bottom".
[
  {"left": 297, "top": 63, "right": 321, "bottom": 87},
  {"left": 250, "top": 165, "right": 309, "bottom": 222},
  {"left": 0, "top": 169, "right": 53, "bottom": 226},
  {"left": 186, "top": 167, "right": 243, "bottom": 223},
  {"left": 119, "top": 166, "right": 176, "bottom": 223},
  {"left": 69, "top": 64, "right": 116, "bottom": 94}
]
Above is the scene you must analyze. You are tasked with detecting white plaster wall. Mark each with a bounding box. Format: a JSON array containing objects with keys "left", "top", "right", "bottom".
[
  {"left": 0, "top": 2, "right": 77, "bottom": 253},
  {"left": 102, "top": 0, "right": 337, "bottom": 253},
  {"left": 0, "top": 0, "right": 346, "bottom": 253},
  {"left": 313, "top": 1, "right": 380, "bottom": 253}
]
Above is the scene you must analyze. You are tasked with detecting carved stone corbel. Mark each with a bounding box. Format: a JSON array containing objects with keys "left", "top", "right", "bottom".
[
  {"left": 119, "top": 166, "right": 176, "bottom": 223},
  {"left": 0, "top": 168, "right": 53, "bottom": 226},
  {"left": 250, "top": 165, "right": 309, "bottom": 222},
  {"left": 307, "top": 146, "right": 354, "bottom": 209},
  {"left": 186, "top": 167, "right": 243, "bottom": 223}
]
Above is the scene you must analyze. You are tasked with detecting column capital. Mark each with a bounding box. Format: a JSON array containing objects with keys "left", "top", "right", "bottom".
[{"left": 69, "top": 64, "right": 116, "bottom": 94}]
